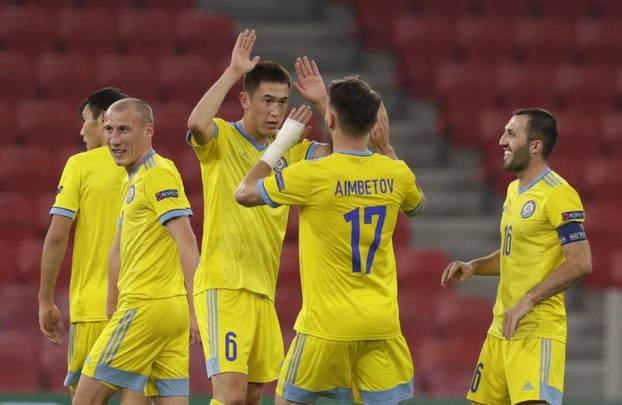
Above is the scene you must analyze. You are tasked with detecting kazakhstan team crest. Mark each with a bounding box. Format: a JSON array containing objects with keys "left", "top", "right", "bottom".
[
  {"left": 274, "top": 157, "right": 288, "bottom": 174},
  {"left": 521, "top": 200, "right": 536, "bottom": 218},
  {"left": 126, "top": 184, "right": 135, "bottom": 203}
]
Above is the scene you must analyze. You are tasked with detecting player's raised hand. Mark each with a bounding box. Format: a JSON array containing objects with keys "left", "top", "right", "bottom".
[
  {"left": 370, "top": 102, "right": 391, "bottom": 148},
  {"left": 229, "top": 29, "right": 260, "bottom": 77},
  {"left": 440, "top": 260, "right": 475, "bottom": 287},
  {"left": 288, "top": 104, "right": 313, "bottom": 126},
  {"left": 294, "top": 56, "right": 328, "bottom": 107},
  {"left": 39, "top": 302, "right": 65, "bottom": 345}
]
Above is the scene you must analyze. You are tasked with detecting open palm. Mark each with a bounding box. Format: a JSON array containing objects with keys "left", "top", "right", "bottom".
[{"left": 230, "top": 29, "right": 260, "bottom": 76}]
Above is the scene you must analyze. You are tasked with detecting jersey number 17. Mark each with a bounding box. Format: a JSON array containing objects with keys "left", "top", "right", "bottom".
[{"left": 344, "top": 206, "right": 387, "bottom": 274}]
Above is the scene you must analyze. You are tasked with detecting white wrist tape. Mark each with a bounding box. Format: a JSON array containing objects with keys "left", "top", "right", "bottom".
[{"left": 260, "top": 118, "right": 306, "bottom": 168}]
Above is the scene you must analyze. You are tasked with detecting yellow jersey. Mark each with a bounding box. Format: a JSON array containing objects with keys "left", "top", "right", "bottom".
[
  {"left": 51, "top": 146, "right": 126, "bottom": 322},
  {"left": 117, "top": 150, "right": 192, "bottom": 304},
  {"left": 260, "top": 151, "right": 423, "bottom": 341},
  {"left": 490, "top": 167, "right": 586, "bottom": 343},
  {"left": 188, "top": 118, "right": 318, "bottom": 300}
]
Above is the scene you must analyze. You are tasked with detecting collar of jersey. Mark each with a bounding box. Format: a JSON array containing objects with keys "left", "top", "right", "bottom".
[
  {"left": 235, "top": 121, "right": 268, "bottom": 151},
  {"left": 337, "top": 150, "right": 373, "bottom": 157},
  {"left": 129, "top": 149, "right": 156, "bottom": 180},
  {"left": 518, "top": 166, "right": 550, "bottom": 194}
]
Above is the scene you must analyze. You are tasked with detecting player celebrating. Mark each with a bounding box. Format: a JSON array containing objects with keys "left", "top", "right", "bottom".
[
  {"left": 73, "top": 98, "right": 199, "bottom": 405},
  {"left": 186, "top": 29, "right": 329, "bottom": 405},
  {"left": 236, "top": 76, "right": 424, "bottom": 405},
  {"left": 38, "top": 87, "right": 128, "bottom": 393},
  {"left": 441, "top": 108, "right": 592, "bottom": 405}
]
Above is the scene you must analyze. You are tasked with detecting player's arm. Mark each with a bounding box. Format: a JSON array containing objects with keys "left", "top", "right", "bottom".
[
  {"left": 294, "top": 56, "right": 328, "bottom": 118},
  {"left": 165, "top": 216, "right": 201, "bottom": 344},
  {"left": 187, "top": 29, "right": 260, "bottom": 145},
  {"left": 38, "top": 215, "right": 73, "bottom": 345},
  {"left": 370, "top": 102, "right": 398, "bottom": 160},
  {"left": 440, "top": 249, "right": 501, "bottom": 287},
  {"left": 107, "top": 224, "right": 121, "bottom": 319},
  {"left": 236, "top": 106, "right": 313, "bottom": 206},
  {"left": 503, "top": 238, "right": 591, "bottom": 339}
]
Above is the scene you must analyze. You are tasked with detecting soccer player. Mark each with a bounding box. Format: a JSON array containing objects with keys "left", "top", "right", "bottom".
[
  {"left": 186, "top": 29, "right": 329, "bottom": 405},
  {"left": 73, "top": 98, "right": 199, "bottom": 405},
  {"left": 38, "top": 87, "right": 128, "bottom": 393},
  {"left": 441, "top": 108, "right": 593, "bottom": 405},
  {"left": 235, "top": 76, "right": 424, "bottom": 404}
]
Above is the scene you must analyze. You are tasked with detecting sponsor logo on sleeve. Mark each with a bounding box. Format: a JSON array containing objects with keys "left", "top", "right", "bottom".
[
  {"left": 155, "top": 189, "right": 179, "bottom": 201},
  {"left": 276, "top": 173, "right": 285, "bottom": 192},
  {"left": 562, "top": 211, "right": 584, "bottom": 221},
  {"left": 521, "top": 200, "right": 536, "bottom": 218},
  {"left": 56, "top": 185, "right": 63, "bottom": 195}
]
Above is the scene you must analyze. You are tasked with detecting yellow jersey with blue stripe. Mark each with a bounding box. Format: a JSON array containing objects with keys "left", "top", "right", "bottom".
[
  {"left": 51, "top": 146, "right": 126, "bottom": 322},
  {"left": 118, "top": 150, "right": 192, "bottom": 304},
  {"left": 188, "top": 118, "right": 318, "bottom": 300},
  {"left": 490, "top": 167, "right": 586, "bottom": 343},
  {"left": 260, "top": 151, "right": 423, "bottom": 340}
]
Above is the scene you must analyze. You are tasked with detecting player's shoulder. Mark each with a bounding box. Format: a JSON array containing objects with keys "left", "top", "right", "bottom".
[
  {"left": 545, "top": 170, "right": 581, "bottom": 199},
  {"left": 150, "top": 153, "right": 181, "bottom": 176}
]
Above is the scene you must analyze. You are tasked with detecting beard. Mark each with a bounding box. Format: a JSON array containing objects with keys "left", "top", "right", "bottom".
[{"left": 503, "top": 143, "right": 531, "bottom": 172}]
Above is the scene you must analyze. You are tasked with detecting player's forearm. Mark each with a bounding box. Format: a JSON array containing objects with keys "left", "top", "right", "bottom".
[
  {"left": 38, "top": 233, "right": 70, "bottom": 303},
  {"left": 235, "top": 161, "right": 273, "bottom": 207},
  {"left": 107, "top": 252, "right": 120, "bottom": 317},
  {"left": 187, "top": 67, "right": 241, "bottom": 142},
  {"left": 469, "top": 250, "right": 501, "bottom": 276}
]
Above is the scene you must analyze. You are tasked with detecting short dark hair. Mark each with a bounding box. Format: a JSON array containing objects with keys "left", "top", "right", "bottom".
[
  {"left": 329, "top": 76, "right": 381, "bottom": 137},
  {"left": 79, "top": 87, "right": 128, "bottom": 120},
  {"left": 242, "top": 61, "right": 291, "bottom": 96},
  {"left": 512, "top": 108, "right": 558, "bottom": 159}
]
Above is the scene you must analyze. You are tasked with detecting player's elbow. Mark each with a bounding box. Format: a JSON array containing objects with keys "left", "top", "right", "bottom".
[{"left": 235, "top": 184, "right": 253, "bottom": 207}]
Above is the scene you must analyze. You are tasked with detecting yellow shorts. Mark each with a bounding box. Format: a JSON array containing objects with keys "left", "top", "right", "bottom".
[
  {"left": 65, "top": 321, "right": 107, "bottom": 390},
  {"left": 194, "top": 288, "right": 283, "bottom": 383},
  {"left": 276, "top": 333, "right": 414, "bottom": 405},
  {"left": 82, "top": 295, "right": 190, "bottom": 396},
  {"left": 467, "top": 334, "right": 565, "bottom": 405}
]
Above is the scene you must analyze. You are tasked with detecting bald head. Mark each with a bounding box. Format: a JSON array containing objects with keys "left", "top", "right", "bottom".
[{"left": 107, "top": 98, "right": 154, "bottom": 125}]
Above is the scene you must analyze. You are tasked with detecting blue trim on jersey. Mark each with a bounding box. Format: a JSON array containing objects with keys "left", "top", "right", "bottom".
[
  {"left": 337, "top": 150, "right": 373, "bottom": 157},
  {"left": 540, "top": 383, "right": 563, "bottom": 405},
  {"left": 235, "top": 121, "right": 268, "bottom": 151},
  {"left": 404, "top": 200, "right": 423, "bottom": 217},
  {"left": 518, "top": 167, "right": 551, "bottom": 194},
  {"left": 557, "top": 221, "right": 587, "bottom": 245},
  {"left": 63, "top": 370, "right": 81, "bottom": 387},
  {"left": 93, "top": 363, "right": 148, "bottom": 393},
  {"left": 305, "top": 141, "right": 320, "bottom": 160},
  {"left": 50, "top": 207, "right": 76, "bottom": 219},
  {"left": 359, "top": 378, "right": 414, "bottom": 405},
  {"left": 154, "top": 378, "right": 189, "bottom": 397},
  {"left": 159, "top": 208, "right": 193, "bottom": 225},
  {"left": 129, "top": 149, "right": 156, "bottom": 180},
  {"left": 257, "top": 178, "right": 279, "bottom": 208},
  {"left": 281, "top": 381, "right": 351, "bottom": 404}
]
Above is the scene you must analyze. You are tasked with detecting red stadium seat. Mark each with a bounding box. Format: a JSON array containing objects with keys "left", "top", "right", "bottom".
[
  {"left": 0, "top": 332, "right": 42, "bottom": 390},
  {"left": 0, "top": 52, "right": 37, "bottom": 101},
  {"left": 97, "top": 54, "right": 158, "bottom": 102},
  {"left": 477, "top": 0, "right": 535, "bottom": 17},
  {"left": 478, "top": 108, "right": 508, "bottom": 145},
  {"left": 355, "top": 0, "right": 413, "bottom": 50},
  {"left": 57, "top": 8, "right": 117, "bottom": 55},
  {"left": 0, "top": 146, "right": 58, "bottom": 195},
  {"left": 158, "top": 55, "right": 218, "bottom": 105},
  {"left": 0, "top": 192, "right": 36, "bottom": 240},
  {"left": 583, "top": 158, "right": 622, "bottom": 201},
  {"left": 393, "top": 212, "right": 411, "bottom": 246},
  {"left": 399, "top": 288, "right": 441, "bottom": 347},
  {"left": 40, "top": 337, "right": 69, "bottom": 391},
  {"left": 0, "top": 102, "right": 16, "bottom": 145},
  {"left": 596, "top": 0, "right": 622, "bottom": 20},
  {"left": 552, "top": 110, "right": 603, "bottom": 158},
  {"left": 0, "top": 285, "right": 39, "bottom": 331},
  {"left": 436, "top": 294, "right": 492, "bottom": 339},
  {"left": 555, "top": 65, "right": 615, "bottom": 111},
  {"left": 576, "top": 21, "right": 622, "bottom": 66},
  {"left": 80, "top": 0, "right": 136, "bottom": 10},
  {"left": 38, "top": 54, "right": 98, "bottom": 103},
  {"left": 534, "top": 0, "right": 593, "bottom": 19},
  {"left": 17, "top": 99, "right": 81, "bottom": 148},
  {"left": 218, "top": 102, "right": 243, "bottom": 122},
  {"left": 0, "top": 240, "right": 16, "bottom": 284},
  {"left": 456, "top": 17, "right": 516, "bottom": 62},
  {"left": 284, "top": 206, "right": 299, "bottom": 242},
  {"left": 608, "top": 249, "right": 622, "bottom": 287},
  {"left": 548, "top": 155, "right": 588, "bottom": 192},
  {"left": 417, "top": 0, "right": 475, "bottom": 16},
  {"left": 495, "top": 63, "right": 558, "bottom": 110},
  {"left": 0, "top": 6, "right": 55, "bottom": 56},
  {"left": 118, "top": 8, "right": 176, "bottom": 56},
  {"left": 396, "top": 247, "right": 449, "bottom": 288},
  {"left": 277, "top": 242, "right": 300, "bottom": 289},
  {"left": 150, "top": 101, "right": 193, "bottom": 149},
  {"left": 172, "top": 149, "right": 201, "bottom": 193},
  {"left": 21, "top": 0, "right": 75, "bottom": 8},
  {"left": 141, "top": 0, "right": 196, "bottom": 11},
  {"left": 393, "top": 16, "right": 456, "bottom": 63},
  {"left": 515, "top": 20, "right": 576, "bottom": 63},
  {"left": 16, "top": 237, "right": 44, "bottom": 284},
  {"left": 189, "top": 342, "right": 212, "bottom": 394},
  {"left": 177, "top": 10, "right": 235, "bottom": 57},
  {"left": 602, "top": 112, "right": 622, "bottom": 155}
]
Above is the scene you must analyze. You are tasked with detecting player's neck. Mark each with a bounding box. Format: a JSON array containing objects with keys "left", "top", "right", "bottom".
[
  {"left": 332, "top": 132, "right": 369, "bottom": 154},
  {"left": 126, "top": 148, "right": 153, "bottom": 174},
  {"left": 238, "top": 118, "right": 268, "bottom": 144},
  {"left": 516, "top": 160, "right": 549, "bottom": 188}
]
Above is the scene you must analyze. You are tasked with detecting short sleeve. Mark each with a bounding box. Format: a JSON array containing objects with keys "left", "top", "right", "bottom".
[
  {"left": 186, "top": 118, "right": 223, "bottom": 164},
  {"left": 285, "top": 139, "right": 318, "bottom": 164},
  {"left": 50, "top": 156, "right": 81, "bottom": 220},
  {"left": 546, "top": 184, "right": 585, "bottom": 229},
  {"left": 398, "top": 162, "right": 423, "bottom": 215},
  {"left": 144, "top": 167, "right": 192, "bottom": 225},
  {"left": 260, "top": 160, "right": 311, "bottom": 208}
]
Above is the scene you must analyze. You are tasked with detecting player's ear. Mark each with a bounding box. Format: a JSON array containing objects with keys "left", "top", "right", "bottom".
[
  {"left": 240, "top": 91, "right": 250, "bottom": 110},
  {"left": 326, "top": 110, "right": 336, "bottom": 130},
  {"left": 530, "top": 139, "right": 543, "bottom": 156}
]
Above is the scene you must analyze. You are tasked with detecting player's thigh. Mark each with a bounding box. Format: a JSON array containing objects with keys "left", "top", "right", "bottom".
[
  {"left": 73, "top": 374, "right": 116, "bottom": 405},
  {"left": 351, "top": 335, "right": 414, "bottom": 405},
  {"left": 247, "top": 293, "right": 283, "bottom": 383},
  {"left": 466, "top": 334, "right": 510, "bottom": 405},
  {"left": 506, "top": 338, "right": 565, "bottom": 405},
  {"left": 195, "top": 288, "right": 263, "bottom": 378},
  {"left": 66, "top": 321, "right": 107, "bottom": 390},
  {"left": 211, "top": 372, "right": 248, "bottom": 404},
  {"left": 277, "top": 334, "right": 353, "bottom": 404}
]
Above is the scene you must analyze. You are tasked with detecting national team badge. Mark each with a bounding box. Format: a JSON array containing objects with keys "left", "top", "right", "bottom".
[
  {"left": 521, "top": 200, "right": 536, "bottom": 218},
  {"left": 274, "top": 157, "right": 288, "bottom": 174},
  {"left": 126, "top": 184, "right": 135, "bottom": 203}
]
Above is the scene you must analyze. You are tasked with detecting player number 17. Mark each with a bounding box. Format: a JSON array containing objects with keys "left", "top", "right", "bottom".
[{"left": 343, "top": 206, "right": 387, "bottom": 274}]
